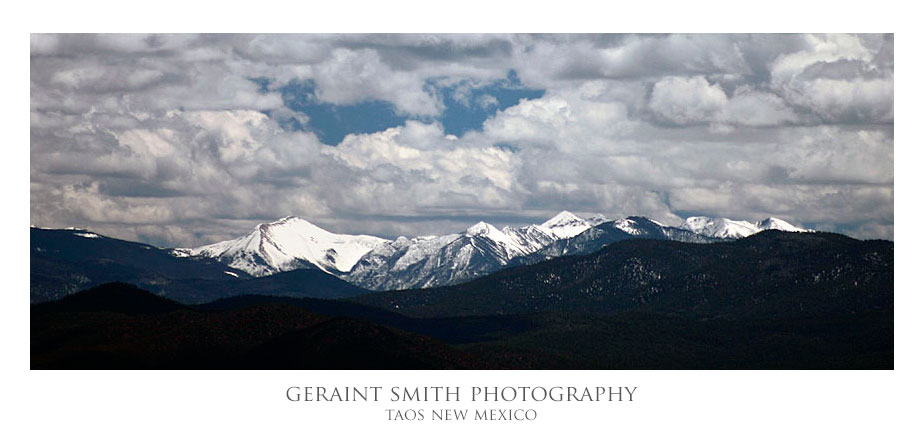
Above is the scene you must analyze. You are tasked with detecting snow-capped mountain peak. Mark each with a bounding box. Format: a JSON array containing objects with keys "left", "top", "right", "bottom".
[
  {"left": 465, "top": 221, "right": 501, "bottom": 237},
  {"left": 467, "top": 220, "right": 551, "bottom": 260},
  {"left": 757, "top": 217, "right": 806, "bottom": 232},
  {"left": 682, "top": 216, "right": 808, "bottom": 239},
  {"left": 682, "top": 216, "right": 758, "bottom": 239},
  {"left": 541, "top": 211, "right": 584, "bottom": 228},
  {"left": 183, "top": 216, "right": 386, "bottom": 276},
  {"left": 539, "top": 211, "right": 592, "bottom": 239},
  {"left": 613, "top": 218, "right": 644, "bottom": 235}
]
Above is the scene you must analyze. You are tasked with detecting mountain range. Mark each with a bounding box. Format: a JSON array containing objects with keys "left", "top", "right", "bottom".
[
  {"left": 176, "top": 211, "right": 807, "bottom": 291},
  {"left": 29, "top": 214, "right": 892, "bottom": 370},
  {"left": 681, "top": 216, "right": 805, "bottom": 239},
  {"left": 32, "top": 212, "right": 809, "bottom": 301},
  {"left": 31, "top": 230, "right": 892, "bottom": 369}
]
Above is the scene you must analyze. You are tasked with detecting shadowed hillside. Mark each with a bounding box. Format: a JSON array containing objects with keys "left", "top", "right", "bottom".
[
  {"left": 31, "top": 283, "right": 488, "bottom": 369},
  {"left": 355, "top": 231, "right": 893, "bottom": 319}
]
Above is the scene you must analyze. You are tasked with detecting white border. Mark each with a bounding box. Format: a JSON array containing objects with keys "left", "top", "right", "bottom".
[{"left": 7, "top": 2, "right": 920, "bottom": 436}]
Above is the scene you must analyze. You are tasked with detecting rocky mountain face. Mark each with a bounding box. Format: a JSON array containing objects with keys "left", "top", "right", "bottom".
[{"left": 344, "top": 211, "right": 603, "bottom": 291}]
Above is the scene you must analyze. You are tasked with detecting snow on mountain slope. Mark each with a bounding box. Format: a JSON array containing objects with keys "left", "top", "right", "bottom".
[
  {"left": 501, "top": 224, "right": 559, "bottom": 254},
  {"left": 682, "top": 217, "right": 759, "bottom": 239},
  {"left": 519, "top": 216, "right": 720, "bottom": 265},
  {"left": 182, "top": 217, "right": 386, "bottom": 276},
  {"left": 465, "top": 221, "right": 510, "bottom": 245},
  {"left": 757, "top": 217, "right": 806, "bottom": 233},
  {"left": 176, "top": 211, "right": 809, "bottom": 290},
  {"left": 345, "top": 234, "right": 459, "bottom": 291},
  {"left": 539, "top": 211, "right": 593, "bottom": 239},
  {"left": 347, "top": 233, "right": 500, "bottom": 291},
  {"left": 466, "top": 221, "right": 564, "bottom": 259},
  {"left": 612, "top": 218, "right": 645, "bottom": 235},
  {"left": 682, "top": 216, "right": 807, "bottom": 239},
  {"left": 346, "top": 211, "right": 599, "bottom": 291}
]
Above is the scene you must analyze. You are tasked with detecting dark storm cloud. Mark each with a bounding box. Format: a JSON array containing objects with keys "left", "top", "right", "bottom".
[{"left": 30, "top": 34, "right": 894, "bottom": 245}]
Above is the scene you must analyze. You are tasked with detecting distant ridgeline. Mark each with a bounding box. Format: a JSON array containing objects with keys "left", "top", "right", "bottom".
[{"left": 31, "top": 212, "right": 819, "bottom": 303}]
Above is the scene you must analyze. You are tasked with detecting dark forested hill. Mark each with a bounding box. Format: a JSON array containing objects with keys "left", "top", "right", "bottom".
[
  {"left": 355, "top": 231, "right": 893, "bottom": 319},
  {"left": 31, "top": 283, "right": 486, "bottom": 369},
  {"left": 30, "top": 228, "right": 250, "bottom": 302},
  {"left": 31, "top": 228, "right": 369, "bottom": 303}
]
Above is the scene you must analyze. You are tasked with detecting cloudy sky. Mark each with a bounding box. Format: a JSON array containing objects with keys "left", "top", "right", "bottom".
[{"left": 30, "top": 34, "right": 893, "bottom": 246}]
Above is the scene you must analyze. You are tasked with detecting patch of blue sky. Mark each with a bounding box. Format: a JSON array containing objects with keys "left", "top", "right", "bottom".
[
  {"left": 260, "top": 70, "right": 544, "bottom": 145},
  {"left": 273, "top": 80, "right": 408, "bottom": 145},
  {"left": 431, "top": 70, "right": 544, "bottom": 137}
]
